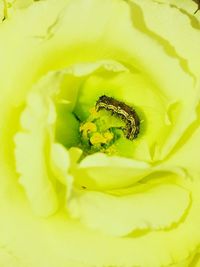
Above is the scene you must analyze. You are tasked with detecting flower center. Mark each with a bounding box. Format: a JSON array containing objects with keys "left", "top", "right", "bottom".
[{"left": 79, "top": 95, "right": 140, "bottom": 155}]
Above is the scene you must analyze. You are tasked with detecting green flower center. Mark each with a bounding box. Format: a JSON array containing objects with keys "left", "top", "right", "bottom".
[
  {"left": 78, "top": 95, "right": 140, "bottom": 156},
  {"left": 15, "top": 59, "right": 183, "bottom": 173}
]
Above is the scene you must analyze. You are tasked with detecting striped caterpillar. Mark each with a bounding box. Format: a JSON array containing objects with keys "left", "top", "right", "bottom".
[{"left": 95, "top": 95, "right": 140, "bottom": 140}]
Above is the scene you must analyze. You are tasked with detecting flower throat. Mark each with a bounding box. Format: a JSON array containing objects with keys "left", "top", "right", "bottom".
[{"left": 79, "top": 95, "right": 140, "bottom": 155}]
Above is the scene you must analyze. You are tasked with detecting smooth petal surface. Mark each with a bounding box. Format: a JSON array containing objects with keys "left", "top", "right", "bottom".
[{"left": 76, "top": 153, "right": 151, "bottom": 189}]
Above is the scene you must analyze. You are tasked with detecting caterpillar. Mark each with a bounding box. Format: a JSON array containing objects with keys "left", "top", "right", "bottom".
[{"left": 95, "top": 95, "right": 140, "bottom": 140}]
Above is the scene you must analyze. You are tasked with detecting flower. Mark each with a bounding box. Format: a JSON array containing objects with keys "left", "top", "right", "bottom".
[{"left": 1, "top": 0, "right": 200, "bottom": 266}]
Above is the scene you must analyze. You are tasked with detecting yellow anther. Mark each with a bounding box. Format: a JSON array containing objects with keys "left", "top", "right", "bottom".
[
  {"left": 80, "top": 122, "right": 97, "bottom": 132},
  {"left": 90, "top": 131, "right": 114, "bottom": 146},
  {"left": 90, "top": 133, "right": 107, "bottom": 145},
  {"left": 103, "top": 132, "right": 114, "bottom": 142},
  {"left": 80, "top": 122, "right": 97, "bottom": 138}
]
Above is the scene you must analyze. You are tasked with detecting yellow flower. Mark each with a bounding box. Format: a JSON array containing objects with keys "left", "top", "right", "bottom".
[{"left": 1, "top": 0, "right": 200, "bottom": 266}]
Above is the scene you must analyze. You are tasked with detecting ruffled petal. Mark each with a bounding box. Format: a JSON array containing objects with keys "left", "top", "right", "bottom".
[
  {"left": 0, "top": 170, "right": 200, "bottom": 267},
  {"left": 68, "top": 182, "right": 190, "bottom": 236}
]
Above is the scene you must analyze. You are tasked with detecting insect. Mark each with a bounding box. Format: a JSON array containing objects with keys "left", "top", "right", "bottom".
[
  {"left": 95, "top": 95, "right": 140, "bottom": 140},
  {"left": 193, "top": 0, "right": 200, "bottom": 14}
]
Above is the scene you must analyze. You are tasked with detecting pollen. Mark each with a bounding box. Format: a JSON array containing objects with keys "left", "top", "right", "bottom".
[
  {"left": 90, "top": 133, "right": 107, "bottom": 145},
  {"left": 90, "top": 131, "right": 114, "bottom": 145},
  {"left": 80, "top": 122, "right": 97, "bottom": 138},
  {"left": 103, "top": 132, "right": 114, "bottom": 143},
  {"left": 105, "top": 145, "right": 117, "bottom": 155}
]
